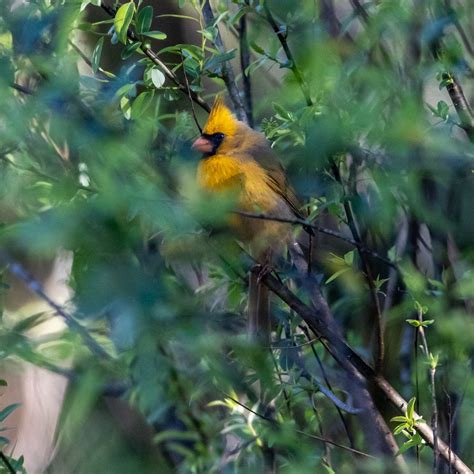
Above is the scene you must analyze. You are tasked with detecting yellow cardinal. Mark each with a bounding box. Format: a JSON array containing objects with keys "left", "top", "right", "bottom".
[{"left": 192, "top": 97, "right": 304, "bottom": 341}]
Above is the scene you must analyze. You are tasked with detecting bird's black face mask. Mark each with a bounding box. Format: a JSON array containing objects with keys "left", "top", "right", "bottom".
[{"left": 192, "top": 132, "right": 225, "bottom": 156}]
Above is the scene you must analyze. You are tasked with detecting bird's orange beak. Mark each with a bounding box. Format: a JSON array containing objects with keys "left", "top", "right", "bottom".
[{"left": 192, "top": 136, "right": 214, "bottom": 154}]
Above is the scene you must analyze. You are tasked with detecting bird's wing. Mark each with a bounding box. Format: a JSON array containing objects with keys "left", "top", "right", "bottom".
[{"left": 253, "top": 144, "right": 305, "bottom": 219}]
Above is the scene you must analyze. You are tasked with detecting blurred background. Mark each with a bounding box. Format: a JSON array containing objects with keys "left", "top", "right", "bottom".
[{"left": 0, "top": 0, "right": 473, "bottom": 472}]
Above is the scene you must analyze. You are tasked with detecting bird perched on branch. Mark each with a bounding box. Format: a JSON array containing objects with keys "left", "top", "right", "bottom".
[{"left": 192, "top": 97, "right": 307, "bottom": 342}]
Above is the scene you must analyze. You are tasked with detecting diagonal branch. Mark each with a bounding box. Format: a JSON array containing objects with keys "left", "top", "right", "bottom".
[
  {"left": 0, "top": 253, "right": 113, "bottom": 361},
  {"left": 262, "top": 0, "right": 312, "bottom": 106},
  {"left": 100, "top": 2, "right": 210, "bottom": 113},
  {"left": 256, "top": 268, "right": 472, "bottom": 474},
  {"left": 330, "top": 162, "right": 385, "bottom": 373},
  {"left": 443, "top": 73, "right": 474, "bottom": 141}
]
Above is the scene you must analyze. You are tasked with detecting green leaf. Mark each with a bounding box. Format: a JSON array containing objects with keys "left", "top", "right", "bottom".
[
  {"left": 153, "top": 429, "right": 198, "bottom": 445},
  {"left": 91, "top": 37, "right": 104, "bottom": 74},
  {"left": 204, "top": 49, "right": 237, "bottom": 72},
  {"left": 326, "top": 267, "right": 350, "bottom": 284},
  {"left": 150, "top": 68, "right": 165, "bottom": 89},
  {"left": 0, "top": 380, "right": 7, "bottom": 387},
  {"left": 80, "top": 0, "right": 101, "bottom": 12},
  {"left": 393, "top": 423, "right": 408, "bottom": 435},
  {"left": 390, "top": 416, "right": 408, "bottom": 423},
  {"left": 131, "top": 91, "right": 153, "bottom": 119},
  {"left": 120, "top": 95, "right": 132, "bottom": 120},
  {"left": 143, "top": 31, "right": 167, "bottom": 40},
  {"left": 114, "top": 1, "right": 135, "bottom": 45},
  {"left": 202, "top": 26, "right": 217, "bottom": 41},
  {"left": 436, "top": 100, "right": 449, "bottom": 120},
  {"left": 137, "top": 5, "right": 153, "bottom": 34},
  {"left": 343, "top": 250, "right": 354, "bottom": 265},
  {"left": 406, "top": 319, "right": 421, "bottom": 327},
  {"left": 250, "top": 41, "right": 265, "bottom": 54},
  {"left": 178, "top": 0, "right": 186, "bottom": 7},
  {"left": 0, "top": 403, "right": 20, "bottom": 422},
  {"left": 406, "top": 397, "right": 416, "bottom": 420},
  {"left": 121, "top": 41, "right": 141, "bottom": 60}
]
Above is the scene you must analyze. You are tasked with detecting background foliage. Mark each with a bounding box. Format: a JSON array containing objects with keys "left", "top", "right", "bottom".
[{"left": 0, "top": 0, "right": 473, "bottom": 472}]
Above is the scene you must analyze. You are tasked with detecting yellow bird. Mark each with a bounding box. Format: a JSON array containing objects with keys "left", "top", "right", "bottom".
[{"left": 192, "top": 97, "right": 305, "bottom": 341}]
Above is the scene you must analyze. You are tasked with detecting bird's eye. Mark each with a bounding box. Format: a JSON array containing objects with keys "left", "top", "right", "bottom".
[{"left": 214, "top": 133, "right": 224, "bottom": 141}]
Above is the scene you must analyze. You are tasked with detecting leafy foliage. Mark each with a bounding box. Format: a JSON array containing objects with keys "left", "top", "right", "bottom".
[{"left": 0, "top": 0, "right": 473, "bottom": 472}]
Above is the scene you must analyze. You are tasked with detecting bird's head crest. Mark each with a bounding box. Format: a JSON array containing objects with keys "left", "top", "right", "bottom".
[{"left": 202, "top": 96, "right": 238, "bottom": 137}]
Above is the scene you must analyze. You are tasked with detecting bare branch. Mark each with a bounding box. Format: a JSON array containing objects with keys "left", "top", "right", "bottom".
[
  {"left": 256, "top": 268, "right": 472, "bottom": 473},
  {"left": 201, "top": 1, "right": 249, "bottom": 123},
  {"left": 1, "top": 253, "right": 113, "bottom": 361},
  {"left": 234, "top": 210, "right": 396, "bottom": 268},
  {"left": 239, "top": 14, "right": 253, "bottom": 127},
  {"left": 443, "top": 73, "right": 474, "bottom": 141},
  {"left": 262, "top": 1, "right": 312, "bottom": 106},
  {"left": 221, "top": 393, "right": 375, "bottom": 459}
]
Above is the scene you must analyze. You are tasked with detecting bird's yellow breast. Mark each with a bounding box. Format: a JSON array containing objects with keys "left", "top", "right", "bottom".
[
  {"left": 198, "top": 154, "right": 291, "bottom": 248},
  {"left": 197, "top": 154, "right": 279, "bottom": 212},
  {"left": 197, "top": 154, "right": 242, "bottom": 192}
]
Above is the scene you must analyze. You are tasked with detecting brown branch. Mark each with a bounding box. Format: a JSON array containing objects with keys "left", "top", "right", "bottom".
[
  {"left": 234, "top": 210, "right": 396, "bottom": 268},
  {"left": 201, "top": 1, "right": 249, "bottom": 123},
  {"left": 262, "top": 1, "right": 312, "bottom": 106},
  {"left": 239, "top": 14, "right": 253, "bottom": 127},
  {"left": 180, "top": 51, "right": 203, "bottom": 134},
  {"left": 330, "top": 162, "right": 385, "bottom": 373},
  {"left": 442, "top": 73, "right": 474, "bottom": 141},
  {"left": 9, "top": 82, "right": 33, "bottom": 95},
  {"left": 221, "top": 393, "right": 374, "bottom": 459},
  {"left": 0, "top": 253, "right": 113, "bottom": 361},
  {"left": 100, "top": 3, "right": 210, "bottom": 113},
  {"left": 256, "top": 269, "right": 472, "bottom": 473}
]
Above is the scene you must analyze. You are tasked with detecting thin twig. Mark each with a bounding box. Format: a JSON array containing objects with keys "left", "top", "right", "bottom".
[
  {"left": 201, "top": 1, "right": 248, "bottom": 123},
  {"left": 0, "top": 452, "right": 15, "bottom": 474},
  {"left": 262, "top": 1, "right": 312, "bottom": 106},
  {"left": 221, "top": 393, "right": 374, "bottom": 458},
  {"left": 180, "top": 50, "right": 202, "bottom": 134},
  {"left": 330, "top": 162, "right": 385, "bottom": 373},
  {"left": 444, "top": 0, "right": 474, "bottom": 57},
  {"left": 100, "top": 3, "right": 210, "bottom": 113},
  {"left": 444, "top": 389, "right": 453, "bottom": 474},
  {"left": 9, "top": 82, "right": 33, "bottom": 95},
  {"left": 1, "top": 253, "right": 112, "bottom": 361},
  {"left": 254, "top": 268, "right": 472, "bottom": 473},
  {"left": 239, "top": 14, "right": 253, "bottom": 127},
  {"left": 442, "top": 73, "right": 474, "bottom": 141},
  {"left": 300, "top": 325, "right": 356, "bottom": 451},
  {"left": 416, "top": 307, "right": 439, "bottom": 472},
  {"left": 233, "top": 210, "right": 396, "bottom": 268}
]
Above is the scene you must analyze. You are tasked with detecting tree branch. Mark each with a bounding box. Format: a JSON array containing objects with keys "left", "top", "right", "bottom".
[
  {"left": 100, "top": 3, "right": 210, "bottom": 113},
  {"left": 256, "top": 268, "right": 472, "bottom": 473},
  {"left": 239, "top": 14, "right": 253, "bottom": 127},
  {"left": 442, "top": 73, "right": 474, "bottom": 141},
  {"left": 0, "top": 253, "right": 113, "bottom": 361},
  {"left": 234, "top": 210, "right": 396, "bottom": 268},
  {"left": 221, "top": 393, "right": 374, "bottom": 458},
  {"left": 262, "top": 1, "right": 312, "bottom": 106},
  {"left": 201, "top": 1, "right": 249, "bottom": 123}
]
